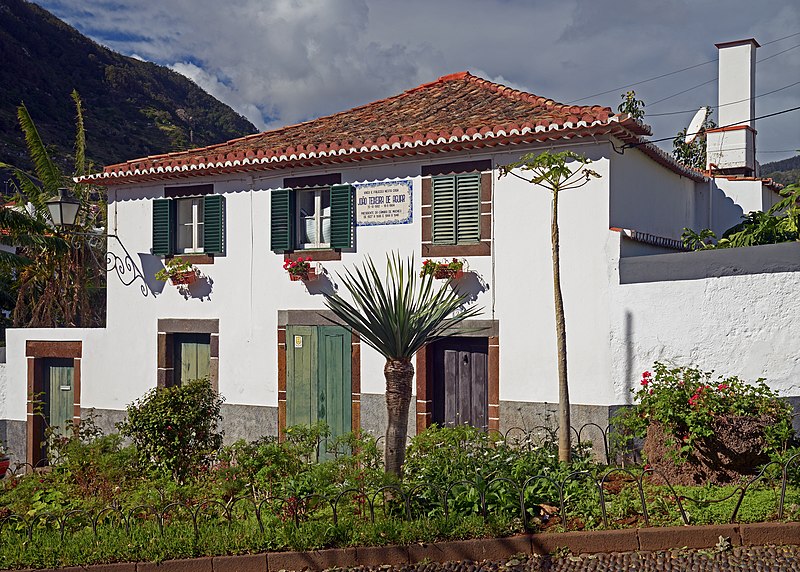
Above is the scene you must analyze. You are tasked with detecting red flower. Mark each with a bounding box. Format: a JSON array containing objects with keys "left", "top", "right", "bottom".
[
  {"left": 642, "top": 371, "right": 652, "bottom": 378},
  {"left": 640, "top": 379, "right": 649, "bottom": 386},
  {"left": 717, "top": 383, "right": 729, "bottom": 391},
  {"left": 649, "top": 389, "right": 654, "bottom": 395},
  {"left": 296, "top": 256, "right": 304, "bottom": 263}
]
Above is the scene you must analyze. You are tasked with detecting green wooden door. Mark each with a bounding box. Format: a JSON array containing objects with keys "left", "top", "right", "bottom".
[
  {"left": 286, "top": 325, "right": 351, "bottom": 459},
  {"left": 173, "top": 333, "right": 211, "bottom": 386},
  {"left": 44, "top": 358, "right": 74, "bottom": 440}
]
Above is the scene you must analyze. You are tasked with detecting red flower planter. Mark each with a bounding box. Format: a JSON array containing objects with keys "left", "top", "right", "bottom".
[
  {"left": 288, "top": 268, "right": 317, "bottom": 282},
  {"left": 0, "top": 457, "right": 10, "bottom": 479},
  {"left": 170, "top": 270, "right": 198, "bottom": 286}
]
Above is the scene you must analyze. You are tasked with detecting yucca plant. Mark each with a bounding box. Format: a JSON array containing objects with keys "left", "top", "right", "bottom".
[{"left": 324, "top": 253, "right": 482, "bottom": 476}]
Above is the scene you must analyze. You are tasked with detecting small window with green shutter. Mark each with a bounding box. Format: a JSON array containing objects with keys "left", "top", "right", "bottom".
[
  {"left": 432, "top": 173, "right": 481, "bottom": 245},
  {"left": 271, "top": 184, "right": 354, "bottom": 252},
  {"left": 152, "top": 193, "right": 225, "bottom": 256}
]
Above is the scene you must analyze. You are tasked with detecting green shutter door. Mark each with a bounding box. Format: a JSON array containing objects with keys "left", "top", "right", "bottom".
[
  {"left": 152, "top": 199, "right": 175, "bottom": 255},
  {"left": 286, "top": 326, "right": 318, "bottom": 429},
  {"left": 203, "top": 194, "right": 225, "bottom": 254},
  {"left": 318, "top": 326, "right": 352, "bottom": 459},
  {"left": 432, "top": 176, "right": 456, "bottom": 244},
  {"left": 271, "top": 189, "right": 294, "bottom": 252},
  {"left": 329, "top": 184, "right": 354, "bottom": 249},
  {"left": 44, "top": 358, "right": 74, "bottom": 442},
  {"left": 455, "top": 174, "right": 481, "bottom": 243}
]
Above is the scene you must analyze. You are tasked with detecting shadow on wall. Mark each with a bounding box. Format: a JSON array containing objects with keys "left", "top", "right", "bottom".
[
  {"left": 710, "top": 182, "right": 745, "bottom": 236},
  {"left": 451, "top": 271, "right": 489, "bottom": 304},
  {"left": 623, "top": 311, "right": 633, "bottom": 404},
  {"left": 139, "top": 253, "right": 166, "bottom": 295}
]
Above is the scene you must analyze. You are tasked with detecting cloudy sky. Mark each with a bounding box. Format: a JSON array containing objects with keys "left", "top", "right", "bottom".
[{"left": 39, "top": 0, "right": 799, "bottom": 163}]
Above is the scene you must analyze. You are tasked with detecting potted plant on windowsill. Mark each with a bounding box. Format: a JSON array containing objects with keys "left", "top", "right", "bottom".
[
  {"left": 155, "top": 257, "right": 199, "bottom": 286},
  {"left": 420, "top": 258, "right": 467, "bottom": 280},
  {"left": 284, "top": 256, "right": 318, "bottom": 282}
]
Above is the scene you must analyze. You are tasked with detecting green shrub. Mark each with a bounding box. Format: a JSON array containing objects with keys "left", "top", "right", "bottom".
[
  {"left": 118, "top": 379, "right": 224, "bottom": 483},
  {"left": 614, "top": 362, "right": 795, "bottom": 462}
]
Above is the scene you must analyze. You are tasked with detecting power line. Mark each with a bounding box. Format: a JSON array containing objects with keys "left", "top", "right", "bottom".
[
  {"left": 758, "top": 42, "right": 800, "bottom": 62},
  {"left": 648, "top": 78, "right": 717, "bottom": 107},
  {"left": 566, "top": 60, "right": 715, "bottom": 104},
  {"left": 762, "top": 31, "right": 800, "bottom": 45},
  {"left": 566, "top": 34, "right": 800, "bottom": 105},
  {"left": 622, "top": 105, "right": 800, "bottom": 148},
  {"left": 648, "top": 80, "right": 800, "bottom": 117}
]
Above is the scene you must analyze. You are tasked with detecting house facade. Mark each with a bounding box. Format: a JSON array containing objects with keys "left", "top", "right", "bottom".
[{"left": 2, "top": 41, "right": 798, "bottom": 465}]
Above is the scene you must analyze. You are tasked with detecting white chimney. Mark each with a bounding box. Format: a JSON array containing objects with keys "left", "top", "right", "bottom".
[{"left": 706, "top": 38, "right": 759, "bottom": 175}]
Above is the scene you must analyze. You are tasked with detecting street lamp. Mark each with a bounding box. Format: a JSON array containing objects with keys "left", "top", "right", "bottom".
[{"left": 45, "top": 188, "right": 81, "bottom": 227}]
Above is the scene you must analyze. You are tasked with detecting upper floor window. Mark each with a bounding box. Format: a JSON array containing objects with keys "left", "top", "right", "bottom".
[
  {"left": 296, "top": 188, "right": 331, "bottom": 249},
  {"left": 153, "top": 185, "right": 225, "bottom": 256},
  {"left": 271, "top": 175, "right": 354, "bottom": 253},
  {"left": 176, "top": 197, "right": 205, "bottom": 253},
  {"left": 421, "top": 160, "right": 492, "bottom": 257}
]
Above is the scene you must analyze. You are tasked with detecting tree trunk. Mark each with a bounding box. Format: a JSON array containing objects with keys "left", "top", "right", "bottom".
[
  {"left": 384, "top": 357, "right": 414, "bottom": 476},
  {"left": 551, "top": 189, "right": 571, "bottom": 463}
]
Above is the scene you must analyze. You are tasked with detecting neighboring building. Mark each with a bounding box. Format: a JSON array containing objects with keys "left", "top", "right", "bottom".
[{"left": 2, "top": 40, "right": 797, "bottom": 465}]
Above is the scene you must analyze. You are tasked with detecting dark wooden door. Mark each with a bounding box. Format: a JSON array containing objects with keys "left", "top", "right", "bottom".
[{"left": 431, "top": 337, "right": 488, "bottom": 429}]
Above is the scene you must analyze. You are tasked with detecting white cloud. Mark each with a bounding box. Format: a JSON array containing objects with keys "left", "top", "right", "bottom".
[{"left": 39, "top": 0, "right": 800, "bottom": 161}]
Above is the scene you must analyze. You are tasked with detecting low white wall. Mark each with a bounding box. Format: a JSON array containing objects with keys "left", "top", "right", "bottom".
[{"left": 610, "top": 242, "right": 800, "bottom": 402}]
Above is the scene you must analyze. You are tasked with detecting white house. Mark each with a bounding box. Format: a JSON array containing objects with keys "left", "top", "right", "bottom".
[{"left": 2, "top": 39, "right": 797, "bottom": 465}]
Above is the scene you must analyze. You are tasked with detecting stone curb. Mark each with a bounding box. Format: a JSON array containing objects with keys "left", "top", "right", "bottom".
[{"left": 31, "top": 522, "right": 800, "bottom": 572}]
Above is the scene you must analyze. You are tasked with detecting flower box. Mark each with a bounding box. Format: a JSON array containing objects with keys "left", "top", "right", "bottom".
[
  {"left": 169, "top": 270, "right": 198, "bottom": 286},
  {"left": 422, "top": 258, "right": 467, "bottom": 280},
  {"left": 288, "top": 267, "right": 318, "bottom": 282}
]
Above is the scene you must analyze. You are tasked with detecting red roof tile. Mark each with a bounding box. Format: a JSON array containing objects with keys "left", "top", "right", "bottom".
[{"left": 80, "top": 72, "right": 660, "bottom": 185}]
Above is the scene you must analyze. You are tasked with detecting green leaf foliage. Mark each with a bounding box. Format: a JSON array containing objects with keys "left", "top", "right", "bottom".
[
  {"left": 683, "top": 182, "right": 800, "bottom": 250},
  {"left": 117, "top": 379, "right": 225, "bottom": 483},
  {"left": 323, "top": 253, "right": 483, "bottom": 360}
]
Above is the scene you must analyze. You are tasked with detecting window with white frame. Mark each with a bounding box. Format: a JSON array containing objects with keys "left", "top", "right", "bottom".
[
  {"left": 176, "top": 197, "right": 205, "bottom": 253},
  {"left": 296, "top": 188, "right": 331, "bottom": 249}
]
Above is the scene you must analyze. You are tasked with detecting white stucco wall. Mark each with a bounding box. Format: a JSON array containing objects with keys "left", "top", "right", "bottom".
[
  {"left": 5, "top": 137, "right": 798, "bottom": 430},
  {"left": 609, "top": 240, "right": 800, "bottom": 402},
  {"left": 609, "top": 143, "right": 701, "bottom": 239}
]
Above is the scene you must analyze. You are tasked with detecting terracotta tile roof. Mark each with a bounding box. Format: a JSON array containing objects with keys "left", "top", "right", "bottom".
[
  {"left": 610, "top": 227, "right": 688, "bottom": 251},
  {"left": 79, "top": 71, "right": 662, "bottom": 185},
  {"left": 706, "top": 174, "right": 784, "bottom": 192}
]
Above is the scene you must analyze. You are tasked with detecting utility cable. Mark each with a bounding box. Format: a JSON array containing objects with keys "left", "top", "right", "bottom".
[
  {"left": 648, "top": 80, "right": 800, "bottom": 116},
  {"left": 566, "top": 35, "right": 800, "bottom": 105},
  {"left": 622, "top": 106, "right": 800, "bottom": 149}
]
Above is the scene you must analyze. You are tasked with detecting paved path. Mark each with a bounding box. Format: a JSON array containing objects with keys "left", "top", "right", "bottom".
[{"left": 344, "top": 545, "right": 800, "bottom": 571}]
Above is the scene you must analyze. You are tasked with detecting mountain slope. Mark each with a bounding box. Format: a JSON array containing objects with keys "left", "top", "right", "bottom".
[
  {"left": 0, "top": 0, "right": 257, "bottom": 173},
  {"left": 762, "top": 155, "right": 800, "bottom": 186}
]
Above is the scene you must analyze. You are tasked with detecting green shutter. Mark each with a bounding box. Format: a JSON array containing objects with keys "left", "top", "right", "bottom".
[
  {"left": 432, "top": 176, "right": 456, "bottom": 244},
  {"left": 271, "top": 188, "right": 294, "bottom": 252},
  {"left": 202, "top": 194, "right": 225, "bottom": 254},
  {"left": 152, "top": 198, "right": 174, "bottom": 255},
  {"left": 329, "top": 184, "right": 354, "bottom": 249},
  {"left": 455, "top": 174, "right": 481, "bottom": 243}
]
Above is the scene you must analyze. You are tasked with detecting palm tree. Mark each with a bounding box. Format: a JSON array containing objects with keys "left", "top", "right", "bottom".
[
  {"left": 499, "top": 151, "right": 600, "bottom": 463},
  {"left": 323, "top": 253, "right": 482, "bottom": 476},
  {"left": 0, "top": 91, "right": 106, "bottom": 327}
]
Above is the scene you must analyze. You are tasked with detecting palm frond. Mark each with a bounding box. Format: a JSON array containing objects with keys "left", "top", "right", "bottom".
[
  {"left": 16, "top": 103, "right": 64, "bottom": 195},
  {"left": 324, "top": 253, "right": 483, "bottom": 360},
  {"left": 71, "top": 90, "right": 86, "bottom": 178}
]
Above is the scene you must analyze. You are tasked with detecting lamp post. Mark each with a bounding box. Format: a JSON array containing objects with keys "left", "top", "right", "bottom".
[{"left": 45, "top": 188, "right": 81, "bottom": 228}]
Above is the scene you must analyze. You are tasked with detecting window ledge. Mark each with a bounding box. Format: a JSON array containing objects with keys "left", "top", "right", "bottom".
[
  {"left": 166, "top": 253, "right": 215, "bottom": 265},
  {"left": 423, "top": 243, "right": 491, "bottom": 257},
  {"left": 284, "top": 250, "right": 341, "bottom": 261}
]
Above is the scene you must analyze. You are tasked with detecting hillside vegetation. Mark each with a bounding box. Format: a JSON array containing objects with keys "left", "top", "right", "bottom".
[
  {"left": 762, "top": 155, "right": 800, "bottom": 186},
  {"left": 0, "top": 0, "right": 257, "bottom": 173}
]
